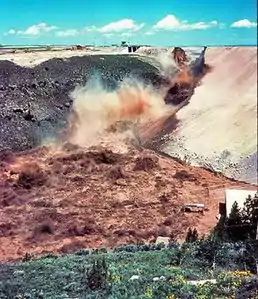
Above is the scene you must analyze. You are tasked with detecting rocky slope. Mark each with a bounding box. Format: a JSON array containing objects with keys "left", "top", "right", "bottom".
[{"left": 0, "top": 54, "right": 171, "bottom": 151}]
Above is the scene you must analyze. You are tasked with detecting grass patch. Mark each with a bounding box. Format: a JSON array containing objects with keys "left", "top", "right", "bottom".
[{"left": 0, "top": 243, "right": 256, "bottom": 299}]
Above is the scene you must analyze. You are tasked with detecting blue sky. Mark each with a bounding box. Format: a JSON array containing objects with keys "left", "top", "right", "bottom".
[{"left": 0, "top": 0, "right": 257, "bottom": 46}]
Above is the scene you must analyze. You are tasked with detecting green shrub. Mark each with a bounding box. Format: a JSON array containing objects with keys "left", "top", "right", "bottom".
[
  {"left": 155, "top": 242, "right": 166, "bottom": 250},
  {"left": 185, "top": 228, "right": 199, "bottom": 243},
  {"left": 85, "top": 257, "right": 110, "bottom": 292},
  {"left": 91, "top": 248, "right": 108, "bottom": 255},
  {"left": 75, "top": 249, "right": 90, "bottom": 256},
  {"left": 167, "top": 242, "right": 179, "bottom": 250},
  {"left": 235, "top": 278, "right": 258, "bottom": 299}
]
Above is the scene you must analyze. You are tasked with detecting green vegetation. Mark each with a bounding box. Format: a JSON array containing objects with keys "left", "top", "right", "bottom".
[{"left": 0, "top": 239, "right": 257, "bottom": 299}]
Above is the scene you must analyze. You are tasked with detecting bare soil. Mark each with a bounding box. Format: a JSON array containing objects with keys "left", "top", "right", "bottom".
[{"left": 0, "top": 143, "right": 255, "bottom": 262}]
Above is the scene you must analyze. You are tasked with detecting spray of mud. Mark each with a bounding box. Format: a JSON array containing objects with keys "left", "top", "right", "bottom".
[
  {"left": 152, "top": 51, "right": 180, "bottom": 77},
  {"left": 65, "top": 48, "right": 211, "bottom": 150},
  {"left": 5, "top": 76, "right": 174, "bottom": 175},
  {"left": 65, "top": 76, "right": 172, "bottom": 149},
  {"left": 46, "top": 60, "right": 210, "bottom": 154},
  {"left": 3, "top": 50, "right": 213, "bottom": 186}
]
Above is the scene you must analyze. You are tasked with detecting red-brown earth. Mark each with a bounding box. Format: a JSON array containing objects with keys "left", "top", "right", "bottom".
[{"left": 0, "top": 142, "right": 256, "bottom": 262}]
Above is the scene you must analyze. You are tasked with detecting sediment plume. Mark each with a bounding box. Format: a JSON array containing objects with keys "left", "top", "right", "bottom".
[
  {"left": 0, "top": 54, "right": 169, "bottom": 151},
  {"left": 66, "top": 77, "right": 169, "bottom": 147}
]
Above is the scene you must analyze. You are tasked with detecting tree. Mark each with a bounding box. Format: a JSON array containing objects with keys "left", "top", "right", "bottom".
[
  {"left": 85, "top": 257, "right": 109, "bottom": 292},
  {"left": 192, "top": 228, "right": 199, "bottom": 242},
  {"left": 242, "top": 194, "right": 258, "bottom": 221},
  {"left": 242, "top": 194, "right": 258, "bottom": 239},
  {"left": 185, "top": 228, "right": 198, "bottom": 243},
  {"left": 226, "top": 201, "right": 244, "bottom": 241},
  {"left": 228, "top": 201, "right": 242, "bottom": 225},
  {"left": 195, "top": 236, "right": 219, "bottom": 268},
  {"left": 213, "top": 215, "right": 228, "bottom": 241}
]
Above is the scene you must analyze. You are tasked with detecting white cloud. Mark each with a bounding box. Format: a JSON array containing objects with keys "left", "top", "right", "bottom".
[
  {"left": 5, "top": 23, "right": 57, "bottom": 36},
  {"left": 99, "top": 19, "right": 144, "bottom": 33},
  {"left": 230, "top": 19, "right": 257, "bottom": 28},
  {"left": 56, "top": 29, "right": 79, "bottom": 37},
  {"left": 153, "top": 15, "right": 219, "bottom": 31},
  {"left": 5, "top": 29, "right": 16, "bottom": 35},
  {"left": 84, "top": 25, "right": 98, "bottom": 32}
]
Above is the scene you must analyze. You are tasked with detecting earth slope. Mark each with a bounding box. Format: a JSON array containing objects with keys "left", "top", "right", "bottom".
[{"left": 144, "top": 47, "right": 257, "bottom": 184}]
